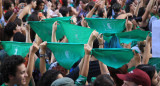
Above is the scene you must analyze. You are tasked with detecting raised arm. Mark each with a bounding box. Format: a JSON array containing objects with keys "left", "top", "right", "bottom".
[
  {"left": 79, "top": 30, "right": 98, "bottom": 77},
  {"left": 142, "top": 0, "right": 156, "bottom": 22},
  {"left": 52, "top": 21, "right": 58, "bottom": 42},
  {"left": 39, "top": 41, "right": 47, "bottom": 75},
  {"left": 25, "top": 24, "right": 32, "bottom": 43},
  {"left": 0, "top": 0, "right": 2, "bottom": 19},
  {"left": 80, "top": 44, "right": 92, "bottom": 77},
  {"left": 97, "top": 34, "right": 110, "bottom": 74},
  {"left": 26, "top": 42, "right": 39, "bottom": 85},
  {"left": 7, "top": 8, "right": 19, "bottom": 24},
  {"left": 142, "top": 34, "right": 152, "bottom": 64},
  {"left": 86, "top": 1, "right": 100, "bottom": 18},
  {"left": 127, "top": 50, "right": 141, "bottom": 68},
  {"left": 18, "top": 7, "right": 28, "bottom": 20}
]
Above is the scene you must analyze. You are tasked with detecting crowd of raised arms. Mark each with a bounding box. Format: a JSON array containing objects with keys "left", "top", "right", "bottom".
[{"left": 0, "top": 0, "right": 159, "bottom": 86}]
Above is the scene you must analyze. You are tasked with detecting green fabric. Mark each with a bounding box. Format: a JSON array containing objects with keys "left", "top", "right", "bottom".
[
  {"left": 85, "top": 18, "right": 126, "bottom": 33},
  {"left": 47, "top": 42, "right": 85, "bottom": 69},
  {"left": 91, "top": 77, "right": 96, "bottom": 82},
  {"left": 75, "top": 75, "right": 87, "bottom": 85},
  {"left": 117, "top": 29, "right": 150, "bottom": 44},
  {"left": 0, "top": 41, "right": 32, "bottom": 57},
  {"left": 128, "top": 66, "right": 135, "bottom": 72},
  {"left": 58, "top": 21, "right": 94, "bottom": 44},
  {"left": 92, "top": 48, "right": 134, "bottom": 69},
  {"left": 103, "top": 29, "right": 150, "bottom": 44},
  {"left": 43, "top": 16, "right": 71, "bottom": 22},
  {"left": 149, "top": 58, "right": 160, "bottom": 72},
  {"left": 35, "top": 58, "right": 50, "bottom": 70},
  {"left": 1, "top": 83, "right": 8, "bottom": 86},
  {"left": 28, "top": 17, "right": 71, "bottom": 42}
]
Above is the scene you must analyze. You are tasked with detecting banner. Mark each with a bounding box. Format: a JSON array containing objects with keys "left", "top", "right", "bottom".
[
  {"left": 152, "top": 20, "right": 160, "bottom": 57},
  {"left": 92, "top": 48, "right": 134, "bottom": 68},
  {"left": 85, "top": 18, "right": 126, "bottom": 33},
  {"left": 28, "top": 17, "right": 71, "bottom": 42},
  {"left": 47, "top": 42, "right": 85, "bottom": 69},
  {"left": 58, "top": 21, "right": 94, "bottom": 44},
  {"left": 103, "top": 29, "right": 150, "bottom": 44},
  {"left": 0, "top": 41, "right": 32, "bottom": 57}
]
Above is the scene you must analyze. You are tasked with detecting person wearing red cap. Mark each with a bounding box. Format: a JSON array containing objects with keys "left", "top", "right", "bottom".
[{"left": 117, "top": 68, "right": 151, "bottom": 86}]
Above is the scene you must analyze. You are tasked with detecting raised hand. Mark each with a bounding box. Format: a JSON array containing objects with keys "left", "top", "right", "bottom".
[
  {"left": 84, "top": 44, "right": 92, "bottom": 55},
  {"left": 39, "top": 41, "right": 47, "bottom": 54},
  {"left": 30, "top": 42, "right": 39, "bottom": 53}
]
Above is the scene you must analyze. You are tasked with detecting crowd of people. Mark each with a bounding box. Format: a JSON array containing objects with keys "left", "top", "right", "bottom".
[{"left": 0, "top": 0, "right": 159, "bottom": 85}]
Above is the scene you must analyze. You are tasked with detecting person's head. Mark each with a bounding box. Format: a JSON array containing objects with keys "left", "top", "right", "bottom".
[
  {"left": 125, "top": 0, "right": 135, "bottom": 13},
  {"left": 3, "top": 0, "right": 14, "bottom": 11},
  {"left": 51, "top": 77, "right": 74, "bottom": 86},
  {"left": 98, "top": 8, "right": 107, "bottom": 18},
  {"left": 93, "top": 74, "right": 115, "bottom": 86},
  {"left": 59, "top": 6, "right": 69, "bottom": 16},
  {"left": 136, "top": 64, "right": 160, "bottom": 86},
  {"left": 61, "top": 0, "right": 68, "bottom": 7},
  {"left": 13, "top": 32, "right": 26, "bottom": 42},
  {"left": 80, "top": 0, "right": 88, "bottom": 9},
  {"left": 38, "top": 70, "right": 63, "bottom": 86},
  {"left": 112, "top": 2, "right": 121, "bottom": 13},
  {"left": 0, "top": 55, "right": 27, "bottom": 85},
  {"left": 35, "top": 0, "right": 45, "bottom": 11},
  {"left": 4, "top": 22, "right": 19, "bottom": 37},
  {"left": 27, "top": 0, "right": 37, "bottom": 8},
  {"left": 117, "top": 68, "right": 151, "bottom": 86},
  {"left": 86, "top": 1, "right": 95, "bottom": 11}
]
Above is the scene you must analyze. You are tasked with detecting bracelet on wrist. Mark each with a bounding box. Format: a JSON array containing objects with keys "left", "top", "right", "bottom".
[{"left": 40, "top": 54, "right": 45, "bottom": 58}]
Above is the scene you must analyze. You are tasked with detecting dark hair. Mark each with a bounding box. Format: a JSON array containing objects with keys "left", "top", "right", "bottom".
[
  {"left": 35, "top": 0, "right": 45, "bottom": 10},
  {"left": 98, "top": 8, "right": 105, "bottom": 17},
  {"left": 4, "top": 11, "right": 13, "bottom": 21},
  {"left": 4, "top": 22, "right": 17, "bottom": 37},
  {"left": 62, "top": 0, "right": 68, "bottom": 7},
  {"left": 136, "top": 64, "right": 156, "bottom": 80},
  {"left": 137, "top": 7, "right": 145, "bottom": 17},
  {"left": 38, "top": 70, "right": 62, "bottom": 86},
  {"left": 14, "top": 17, "right": 22, "bottom": 26},
  {"left": 13, "top": 32, "right": 26, "bottom": 42},
  {"left": 80, "top": 0, "right": 88, "bottom": 4},
  {"left": 93, "top": 74, "right": 115, "bottom": 86},
  {"left": 3, "top": 0, "right": 12, "bottom": 10},
  {"left": 19, "top": 0, "right": 27, "bottom": 3},
  {"left": 0, "top": 55, "right": 25, "bottom": 83},
  {"left": 28, "top": 11, "right": 39, "bottom": 42},
  {"left": 93, "top": 39, "right": 99, "bottom": 48},
  {"left": 112, "top": 2, "right": 121, "bottom": 13},
  {"left": 125, "top": 0, "right": 134, "bottom": 13},
  {"left": 86, "top": 1, "right": 95, "bottom": 11},
  {"left": 59, "top": 6, "right": 69, "bottom": 17},
  {"left": 27, "top": 0, "right": 36, "bottom": 4}
]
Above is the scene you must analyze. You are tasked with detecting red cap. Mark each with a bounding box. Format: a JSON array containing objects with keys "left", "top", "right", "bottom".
[{"left": 117, "top": 69, "right": 151, "bottom": 86}]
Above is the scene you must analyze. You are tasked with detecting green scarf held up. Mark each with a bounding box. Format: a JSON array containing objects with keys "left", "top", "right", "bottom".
[
  {"left": 0, "top": 41, "right": 32, "bottom": 57},
  {"left": 92, "top": 48, "right": 134, "bottom": 69},
  {"left": 149, "top": 58, "right": 160, "bottom": 72},
  {"left": 58, "top": 21, "right": 94, "bottom": 44},
  {"left": 85, "top": 18, "right": 126, "bottom": 33},
  {"left": 28, "top": 17, "right": 71, "bottom": 42},
  {"left": 43, "top": 16, "right": 71, "bottom": 22},
  {"left": 103, "top": 29, "right": 151, "bottom": 44},
  {"left": 47, "top": 42, "right": 85, "bottom": 69}
]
